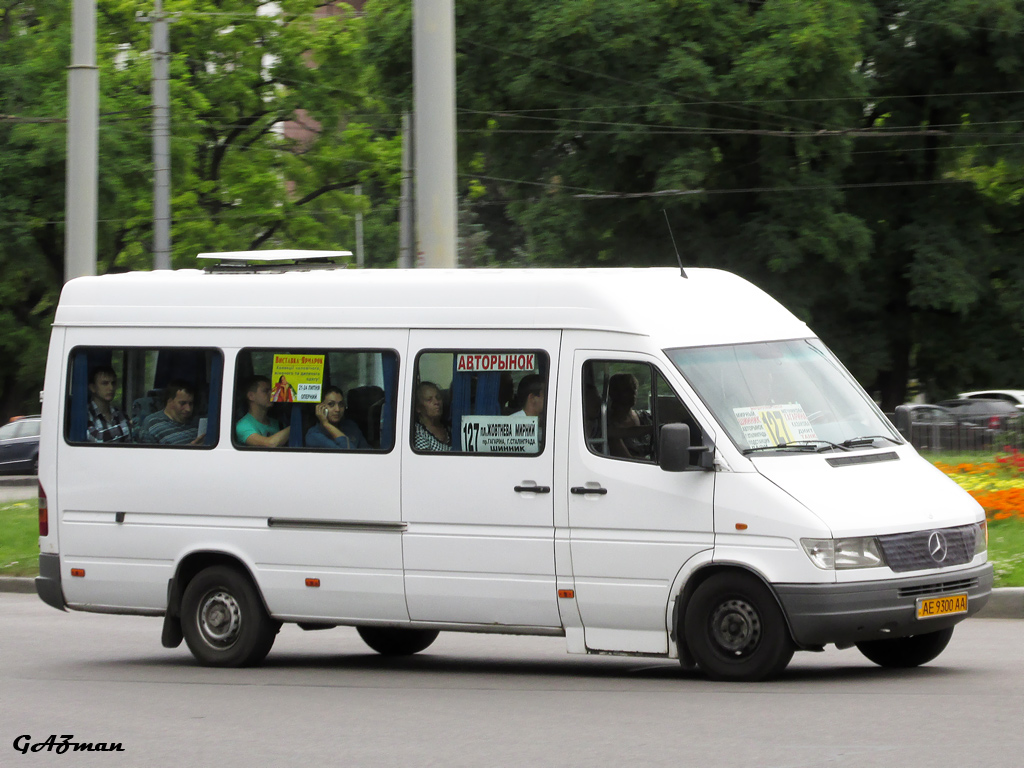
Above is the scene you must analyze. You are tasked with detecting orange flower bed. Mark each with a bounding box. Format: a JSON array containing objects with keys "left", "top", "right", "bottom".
[
  {"left": 934, "top": 449, "right": 1024, "bottom": 522},
  {"left": 968, "top": 490, "right": 1024, "bottom": 521}
]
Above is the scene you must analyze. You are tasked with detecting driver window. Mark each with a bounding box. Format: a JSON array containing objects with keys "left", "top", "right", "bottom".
[{"left": 583, "top": 360, "right": 702, "bottom": 463}]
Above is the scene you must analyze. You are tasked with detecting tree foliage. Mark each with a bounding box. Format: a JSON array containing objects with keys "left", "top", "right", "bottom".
[
  {"left": 365, "top": 0, "right": 1024, "bottom": 408},
  {"left": 3, "top": 1, "right": 1024, "bottom": 418},
  {"left": 0, "top": 0, "right": 400, "bottom": 419}
]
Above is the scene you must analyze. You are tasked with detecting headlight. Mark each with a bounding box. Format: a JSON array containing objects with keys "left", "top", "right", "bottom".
[
  {"left": 975, "top": 520, "right": 988, "bottom": 556},
  {"left": 801, "top": 537, "right": 886, "bottom": 570}
]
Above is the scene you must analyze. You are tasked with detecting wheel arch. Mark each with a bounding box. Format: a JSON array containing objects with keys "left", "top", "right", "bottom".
[
  {"left": 671, "top": 562, "right": 803, "bottom": 663},
  {"left": 161, "top": 550, "right": 269, "bottom": 649}
]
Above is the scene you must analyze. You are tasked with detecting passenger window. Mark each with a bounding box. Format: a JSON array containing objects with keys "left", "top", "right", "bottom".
[
  {"left": 583, "top": 360, "right": 702, "bottom": 463},
  {"left": 64, "top": 347, "right": 222, "bottom": 448},
  {"left": 232, "top": 349, "right": 398, "bottom": 452},
  {"left": 412, "top": 351, "right": 548, "bottom": 455}
]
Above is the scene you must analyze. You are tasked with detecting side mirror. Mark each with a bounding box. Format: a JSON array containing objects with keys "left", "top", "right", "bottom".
[
  {"left": 659, "top": 423, "right": 714, "bottom": 472},
  {"left": 893, "top": 405, "right": 912, "bottom": 440}
]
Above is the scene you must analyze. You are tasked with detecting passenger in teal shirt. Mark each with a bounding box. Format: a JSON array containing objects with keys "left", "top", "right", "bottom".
[{"left": 236, "top": 376, "right": 290, "bottom": 447}]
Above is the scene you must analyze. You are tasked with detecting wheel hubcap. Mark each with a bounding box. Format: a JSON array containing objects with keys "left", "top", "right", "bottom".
[
  {"left": 197, "top": 589, "right": 242, "bottom": 649},
  {"left": 709, "top": 598, "right": 761, "bottom": 656}
]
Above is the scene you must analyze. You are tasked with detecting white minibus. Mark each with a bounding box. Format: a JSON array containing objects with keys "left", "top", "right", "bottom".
[{"left": 35, "top": 254, "right": 993, "bottom": 681}]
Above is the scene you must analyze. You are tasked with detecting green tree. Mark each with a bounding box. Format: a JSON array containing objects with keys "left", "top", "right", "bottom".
[
  {"left": 0, "top": 0, "right": 72, "bottom": 417},
  {"left": 366, "top": 0, "right": 1024, "bottom": 409},
  {"left": 842, "top": 1, "right": 1024, "bottom": 406},
  {"left": 0, "top": 0, "right": 401, "bottom": 421}
]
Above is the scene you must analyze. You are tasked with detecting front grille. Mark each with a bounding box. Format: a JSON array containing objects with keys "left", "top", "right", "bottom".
[
  {"left": 898, "top": 577, "right": 979, "bottom": 598},
  {"left": 877, "top": 524, "right": 977, "bottom": 573}
]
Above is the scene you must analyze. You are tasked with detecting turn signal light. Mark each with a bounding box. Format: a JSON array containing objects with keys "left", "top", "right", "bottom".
[
  {"left": 557, "top": 589, "right": 574, "bottom": 599},
  {"left": 735, "top": 523, "right": 748, "bottom": 530},
  {"left": 305, "top": 578, "right": 321, "bottom": 588},
  {"left": 71, "top": 569, "right": 85, "bottom": 578}
]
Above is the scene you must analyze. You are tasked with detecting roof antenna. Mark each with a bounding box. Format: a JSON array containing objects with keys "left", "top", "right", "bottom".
[{"left": 663, "top": 209, "right": 687, "bottom": 278}]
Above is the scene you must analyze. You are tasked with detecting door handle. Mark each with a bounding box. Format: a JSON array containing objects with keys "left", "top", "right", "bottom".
[
  {"left": 514, "top": 485, "right": 551, "bottom": 494},
  {"left": 570, "top": 486, "right": 608, "bottom": 495}
]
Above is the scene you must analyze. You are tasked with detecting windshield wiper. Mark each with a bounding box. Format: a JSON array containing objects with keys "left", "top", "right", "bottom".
[
  {"left": 841, "top": 435, "right": 902, "bottom": 448},
  {"left": 743, "top": 440, "right": 850, "bottom": 455}
]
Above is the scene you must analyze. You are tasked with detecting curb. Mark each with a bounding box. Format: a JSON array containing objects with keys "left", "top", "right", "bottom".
[
  {"left": 0, "top": 577, "right": 37, "bottom": 594},
  {"left": 0, "top": 476, "right": 35, "bottom": 488},
  {"left": 1, "top": 577, "right": 1023, "bottom": 618},
  {"left": 976, "top": 587, "right": 1024, "bottom": 619}
]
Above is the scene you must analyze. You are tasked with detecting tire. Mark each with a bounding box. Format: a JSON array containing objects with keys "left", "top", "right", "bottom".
[
  {"left": 180, "top": 566, "right": 279, "bottom": 667},
  {"left": 31, "top": 454, "right": 38, "bottom": 475},
  {"left": 356, "top": 626, "right": 439, "bottom": 656},
  {"left": 856, "top": 627, "right": 954, "bottom": 668},
  {"left": 683, "top": 572, "right": 794, "bottom": 682}
]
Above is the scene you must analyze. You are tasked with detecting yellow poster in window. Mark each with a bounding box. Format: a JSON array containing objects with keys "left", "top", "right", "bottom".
[
  {"left": 270, "top": 354, "right": 325, "bottom": 402},
  {"left": 733, "top": 404, "right": 817, "bottom": 449}
]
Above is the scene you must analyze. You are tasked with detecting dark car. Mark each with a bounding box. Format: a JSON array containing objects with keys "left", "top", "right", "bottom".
[
  {"left": 893, "top": 404, "right": 963, "bottom": 451},
  {"left": 927, "top": 398, "right": 1024, "bottom": 451},
  {"left": 936, "top": 398, "right": 1022, "bottom": 430},
  {"left": 0, "top": 415, "right": 40, "bottom": 475}
]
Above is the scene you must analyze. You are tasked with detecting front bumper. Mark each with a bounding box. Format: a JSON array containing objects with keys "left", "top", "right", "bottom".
[{"left": 775, "top": 562, "right": 993, "bottom": 648}]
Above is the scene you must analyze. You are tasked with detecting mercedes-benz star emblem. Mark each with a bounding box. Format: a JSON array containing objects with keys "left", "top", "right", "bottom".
[{"left": 928, "top": 531, "right": 948, "bottom": 563}]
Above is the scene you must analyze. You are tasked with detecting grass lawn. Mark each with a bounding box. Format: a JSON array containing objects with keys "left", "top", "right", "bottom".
[
  {"left": 988, "top": 518, "right": 1024, "bottom": 587},
  {"left": 0, "top": 499, "right": 39, "bottom": 578}
]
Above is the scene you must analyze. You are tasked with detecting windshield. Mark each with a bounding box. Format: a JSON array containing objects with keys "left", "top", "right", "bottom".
[{"left": 666, "top": 339, "right": 901, "bottom": 455}]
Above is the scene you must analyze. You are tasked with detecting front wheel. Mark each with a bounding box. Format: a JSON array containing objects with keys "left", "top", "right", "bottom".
[
  {"left": 357, "top": 626, "right": 439, "bottom": 656},
  {"left": 856, "top": 627, "right": 954, "bottom": 668},
  {"left": 683, "top": 572, "right": 794, "bottom": 682},
  {"left": 181, "top": 566, "right": 279, "bottom": 667}
]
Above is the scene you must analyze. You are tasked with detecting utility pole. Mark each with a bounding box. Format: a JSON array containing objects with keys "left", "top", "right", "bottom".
[
  {"left": 150, "top": 0, "right": 172, "bottom": 269},
  {"left": 64, "top": 0, "right": 99, "bottom": 282},
  {"left": 398, "top": 112, "right": 414, "bottom": 269},
  {"left": 413, "top": 0, "right": 457, "bottom": 268},
  {"left": 354, "top": 184, "right": 364, "bottom": 269}
]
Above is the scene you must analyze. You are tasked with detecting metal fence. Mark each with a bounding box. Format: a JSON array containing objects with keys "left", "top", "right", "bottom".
[{"left": 893, "top": 413, "right": 1024, "bottom": 456}]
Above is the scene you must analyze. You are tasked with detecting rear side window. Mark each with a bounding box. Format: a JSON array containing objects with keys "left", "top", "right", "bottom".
[
  {"left": 64, "top": 347, "right": 223, "bottom": 448},
  {"left": 232, "top": 348, "right": 398, "bottom": 452},
  {"left": 411, "top": 350, "right": 548, "bottom": 455}
]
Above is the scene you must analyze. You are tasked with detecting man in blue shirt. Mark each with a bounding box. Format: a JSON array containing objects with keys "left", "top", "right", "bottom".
[{"left": 306, "top": 386, "right": 369, "bottom": 450}]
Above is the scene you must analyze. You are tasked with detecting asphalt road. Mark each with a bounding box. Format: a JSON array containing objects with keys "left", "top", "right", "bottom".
[{"left": 2, "top": 593, "right": 1023, "bottom": 768}]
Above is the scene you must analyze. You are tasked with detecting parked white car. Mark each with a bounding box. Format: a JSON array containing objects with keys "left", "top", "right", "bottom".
[{"left": 958, "top": 389, "right": 1024, "bottom": 411}]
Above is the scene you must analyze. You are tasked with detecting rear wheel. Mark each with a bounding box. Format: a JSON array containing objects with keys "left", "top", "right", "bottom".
[
  {"left": 181, "top": 566, "right": 279, "bottom": 667},
  {"left": 357, "top": 626, "right": 439, "bottom": 656},
  {"left": 683, "top": 572, "right": 794, "bottom": 682},
  {"left": 856, "top": 627, "right": 954, "bottom": 668}
]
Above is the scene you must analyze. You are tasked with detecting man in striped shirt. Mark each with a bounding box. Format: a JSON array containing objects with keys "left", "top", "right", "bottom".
[{"left": 138, "top": 380, "right": 204, "bottom": 446}]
